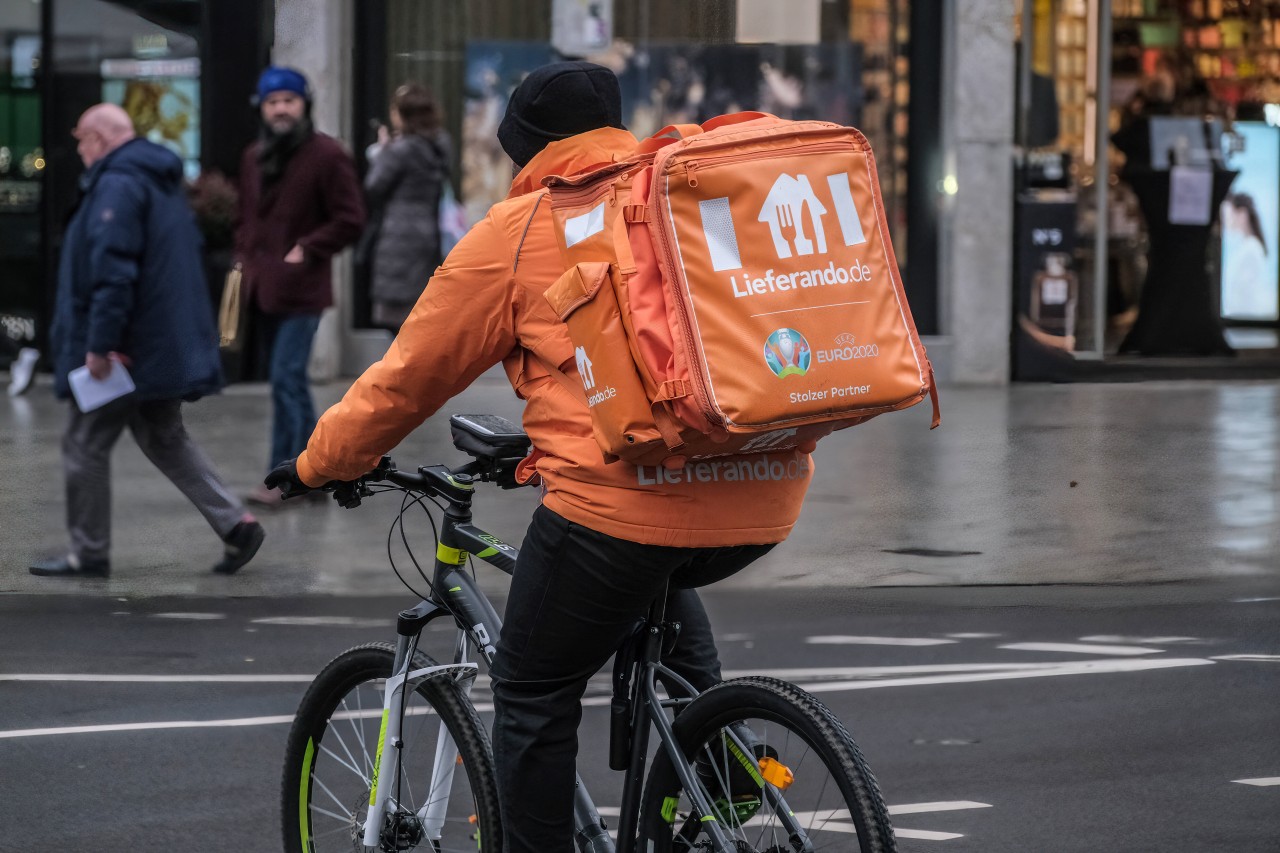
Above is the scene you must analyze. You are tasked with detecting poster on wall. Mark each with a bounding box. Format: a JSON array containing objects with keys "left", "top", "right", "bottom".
[
  {"left": 461, "top": 41, "right": 860, "bottom": 223},
  {"left": 1220, "top": 121, "right": 1280, "bottom": 322},
  {"left": 101, "top": 58, "right": 201, "bottom": 180}
]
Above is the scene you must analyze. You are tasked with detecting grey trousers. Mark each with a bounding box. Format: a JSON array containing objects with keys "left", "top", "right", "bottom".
[{"left": 63, "top": 397, "right": 246, "bottom": 562}]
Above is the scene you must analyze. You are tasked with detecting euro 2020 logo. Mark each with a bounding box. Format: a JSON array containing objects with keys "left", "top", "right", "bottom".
[{"left": 763, "top": 328, "right": 812, "bottom": 378}]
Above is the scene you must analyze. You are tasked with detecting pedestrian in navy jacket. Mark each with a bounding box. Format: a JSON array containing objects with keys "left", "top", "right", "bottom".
[
  {"left": 31, "top": 103, "right": 264, "bottom": 579},
  {"left": 235, "top": 66, "right": 365, "bottom": 506}
]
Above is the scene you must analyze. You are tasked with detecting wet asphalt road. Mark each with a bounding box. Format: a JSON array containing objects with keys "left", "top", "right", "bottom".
[{"left": 2, "top": 579, "right": 1277, "bottom": 853}]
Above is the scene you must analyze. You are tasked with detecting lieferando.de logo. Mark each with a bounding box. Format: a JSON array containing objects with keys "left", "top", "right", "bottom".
[{"left": 763, "top": 328, "right": 812, "bottom": 378}]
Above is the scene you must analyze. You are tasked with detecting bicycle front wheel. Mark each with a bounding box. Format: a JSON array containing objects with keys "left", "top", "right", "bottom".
[
  {"left": 282, "top": 642, "right": 501, "bottom": 853},
  {"left": 639, "top": 676, "right": 896, "bottom": 853}
]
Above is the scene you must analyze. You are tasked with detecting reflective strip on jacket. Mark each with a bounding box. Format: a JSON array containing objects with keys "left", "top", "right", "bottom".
[{"left": 296, "top": 127, "right": 813, "bottom": 547}]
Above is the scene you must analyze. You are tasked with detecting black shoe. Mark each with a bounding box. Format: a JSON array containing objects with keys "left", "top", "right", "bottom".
[
  {"left": 29, "top": 554, "right": 110, "bottom": 578},
  {"left": 213, "top": 521, "right": 265, "bottom": 574}
]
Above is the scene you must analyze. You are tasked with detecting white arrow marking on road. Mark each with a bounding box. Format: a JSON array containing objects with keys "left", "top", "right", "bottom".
[
  {"left": 946, "top": 633, "right": 1002, "bottom": 639},
  {"left": 807, "top": 636, "right": 959, "bottom": 646},
  {"left": 1212, "top": 654, "right": 1280, "bottom": 662},
  {"left": 1233, "top": 777, "right": 1280, "bottom": 786},
  {"left": 999, "top": 642, "right": 1163, "bottom": 656}
]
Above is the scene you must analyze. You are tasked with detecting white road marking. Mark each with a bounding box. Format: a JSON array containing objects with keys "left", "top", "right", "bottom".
[
  {"left": 1212, "top": 655, "right": 1280, "bottom": 662},
  {"left": 807, "top": 636, "right": 958, "bottom": 647},
  {"left": 0, "top": 715, "right": 296, "bottom": 739},
  {"left": 593, "top": 805, "right": 978, "bottom": 841},
  {"left": 0, "top": 659, "right": 1216, "bottom": 739},
  {"left": 945, "top": 633, "right": 1002, "bottom": 639},
  {"left": 250, "top": 616, "right": 390, "bottom": 628},
  {"left": 791, "top": 658, "right": 1214, "bottom": 693},
  {"left": 1233, "top": 597, "right": 1280, "bottom": 603},
  {"left": 1233, "top": 777, "right": 1280, "bottom": 786},
  {"left": 151, "top": 612, "right": 226, "bottom": 620},
  {"left": 1079, "top": 635, "right": 1199, "bottom": 645},
  {"left": 0, "top": 674, "right": 313, "bottom": 683},
  {"left": 888, "top": 800, "right": 992, "bottom": 815},
  {"left": 999, "top": 642, "right": 1162, "bottom": 656}
]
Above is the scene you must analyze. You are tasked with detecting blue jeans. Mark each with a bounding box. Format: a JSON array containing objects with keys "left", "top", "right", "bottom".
[{"left": 266, "top": 313, "right": 321, "bottom": 470}]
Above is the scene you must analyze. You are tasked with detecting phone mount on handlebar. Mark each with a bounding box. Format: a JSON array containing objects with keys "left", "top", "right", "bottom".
[{"left": 448, "top": 414, "right": 531, "bottom": 489}]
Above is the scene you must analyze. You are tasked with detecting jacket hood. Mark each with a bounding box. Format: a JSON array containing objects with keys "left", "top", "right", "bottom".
[
  {"left": 87, "top": 138, "right": 185, "bottom": 192},
  {"left": 507, "top": 126, "right": 637, "bottom": 198}
]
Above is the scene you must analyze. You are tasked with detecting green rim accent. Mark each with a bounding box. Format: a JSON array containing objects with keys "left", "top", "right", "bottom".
[
  {"left": 449, "top": 586, "right": 463, "bottom": 593},
  {"left": 369, "top": 708, "right": 389, "bottom": 806},
  {"left": 661, "top": 795, "right": 680, "bottom": 824},
  {"left": 436, "top": 543, "right": 468, "bottom": 565},
  {"left": 446, "top": 475, "right": 475, "bottom": 491},
  {"left": 700, "top": 814, "right": 718, "bottom": 822},
  {"left": 299, "top": 737, "right": 316, "bottom": 851},
  {"left": 475, "top": 547, "right": 499, "bottom": 559}
]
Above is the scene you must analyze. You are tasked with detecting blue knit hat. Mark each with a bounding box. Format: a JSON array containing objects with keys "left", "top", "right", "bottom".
[{"left": 255, "top": 65, "right": 311, "bottom": 104}]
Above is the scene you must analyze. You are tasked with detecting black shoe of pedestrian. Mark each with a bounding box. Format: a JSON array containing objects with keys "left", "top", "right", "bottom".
[
  {"left": 29, "top": 554, "right": 110, "bottom": 578},
  {"left": 213, "top": 520, "right": 265, "bottom": 575}
]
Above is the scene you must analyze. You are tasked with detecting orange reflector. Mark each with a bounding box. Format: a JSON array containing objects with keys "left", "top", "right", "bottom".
[
  {"left": 758, "top": 756, "right": 794, "bottom": 790},
  {"left": 469, "top": 814, "right": 478, "bottom": 824}
]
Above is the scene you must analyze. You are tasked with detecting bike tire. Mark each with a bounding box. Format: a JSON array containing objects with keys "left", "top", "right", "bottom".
[
  {"left": 282, "top": 642, "right": 502, "bottom": 853},
  {"left": 638, "top": 675, "right": 896, "bottom": 853}
]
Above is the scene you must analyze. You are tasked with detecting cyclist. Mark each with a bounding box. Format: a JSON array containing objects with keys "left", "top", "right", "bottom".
[{"left": 267, "top": 61, "right": 816, "bottom": 853}]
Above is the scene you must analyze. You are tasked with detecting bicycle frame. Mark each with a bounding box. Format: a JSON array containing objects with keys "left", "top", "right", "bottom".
[{"left": 358, "top": 465, "right": 794, "bottom": 853}]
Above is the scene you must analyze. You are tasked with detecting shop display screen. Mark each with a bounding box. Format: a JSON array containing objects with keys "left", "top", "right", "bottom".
[{"left": 1220, "top": 122, "right": 1280, "bottom": 322}]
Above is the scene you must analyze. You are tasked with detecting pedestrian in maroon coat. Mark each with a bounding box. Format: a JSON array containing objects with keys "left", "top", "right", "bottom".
[{"left": 234, "top": 66, "right": 365, "bottom": 506}]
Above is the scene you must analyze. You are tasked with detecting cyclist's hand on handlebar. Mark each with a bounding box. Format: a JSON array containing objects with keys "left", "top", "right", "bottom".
[{"left": 264, "top": 458, "right": 313, "bottom": 499}]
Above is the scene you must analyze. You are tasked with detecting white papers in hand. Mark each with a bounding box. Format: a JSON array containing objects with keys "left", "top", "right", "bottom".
[{"left": 68, "top": 361, "right": 136, "bottom": 412}]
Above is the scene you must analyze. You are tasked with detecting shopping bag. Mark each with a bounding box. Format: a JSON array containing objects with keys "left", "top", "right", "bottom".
[{"left": 218, "top": 263, "right": 243, "bottom": 349}]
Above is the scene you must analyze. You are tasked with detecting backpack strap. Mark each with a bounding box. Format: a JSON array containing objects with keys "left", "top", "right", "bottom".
[{"left": 533, "top": 352, "right": 589, "bottom": 406}]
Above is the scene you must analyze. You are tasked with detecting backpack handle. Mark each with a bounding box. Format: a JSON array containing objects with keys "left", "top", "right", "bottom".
[
  {"left": 700, "top": 111, "right": 775, "bottom": 131},
  {"left": 635, "top": 123, "right": 704, "bottom": 155}
]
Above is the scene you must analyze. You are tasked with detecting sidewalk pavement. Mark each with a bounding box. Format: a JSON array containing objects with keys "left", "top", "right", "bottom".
[{"left": 2, "top": 367, "right": 1277, "bottom": 598}]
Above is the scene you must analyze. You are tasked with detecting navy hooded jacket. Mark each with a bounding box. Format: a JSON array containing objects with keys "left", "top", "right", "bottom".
[{"left": 51, "top": 138, "right": 223, "bottom": 402}]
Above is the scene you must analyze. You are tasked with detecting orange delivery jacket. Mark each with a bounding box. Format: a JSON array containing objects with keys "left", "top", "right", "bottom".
[{"left": 296, "top": 127, "right": 814, "bottom": 547}]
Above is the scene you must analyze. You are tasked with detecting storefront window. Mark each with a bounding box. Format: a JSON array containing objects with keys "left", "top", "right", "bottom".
[
  {"left": 0, "top": 0, "right": 45, "bottom": 364},
  {"left": 356, "top": 0, "right": 911, "bottom": 327},
  {"left": 1017, "top": 0, "right": 1280, "bottom": 377}
]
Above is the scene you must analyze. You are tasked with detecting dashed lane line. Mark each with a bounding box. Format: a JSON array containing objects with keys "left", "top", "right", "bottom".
[
  {"left": 1212, "top": 654, "right": 1280, "bottom": 662},
  {"left": 1078, "top": 635, "right": 1201, "bottom": 645},
  {"left": 999, "top": 642, "right": 1163, "bottom": 656},
  {"left": 1233, "top": 777, "right": 1280, "bottom": 786}
]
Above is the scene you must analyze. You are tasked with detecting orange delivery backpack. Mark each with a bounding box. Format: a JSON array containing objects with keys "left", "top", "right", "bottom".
[{"left": 541, "top": 112, "right": 939, "bottom": 468}]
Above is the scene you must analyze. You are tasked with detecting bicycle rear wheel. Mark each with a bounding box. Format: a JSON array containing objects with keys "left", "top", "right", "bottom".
[
  {"left": 282, "top": 642, "right": 501, "bottom": 853},
  {"left": 639, "top": 676, "right": 896, "bottom": 853}
]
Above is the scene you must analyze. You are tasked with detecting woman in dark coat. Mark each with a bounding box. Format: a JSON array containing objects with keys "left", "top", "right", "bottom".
[{"left": 364, "top": 83, "right": 451, "bottom": 331}]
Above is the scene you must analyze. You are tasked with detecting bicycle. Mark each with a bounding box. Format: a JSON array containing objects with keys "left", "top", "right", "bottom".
[{"left": 281, "top": 412, "right": 898, "bottom": 853}]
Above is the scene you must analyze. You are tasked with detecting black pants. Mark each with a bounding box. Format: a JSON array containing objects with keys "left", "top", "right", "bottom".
[{"left": 489, "top": 505, "right": 774, "bottom": 853}]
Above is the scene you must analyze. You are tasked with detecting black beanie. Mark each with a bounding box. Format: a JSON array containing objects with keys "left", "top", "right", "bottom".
[{"left": 497, "top": 61, "right": 625, "bottom": 169}]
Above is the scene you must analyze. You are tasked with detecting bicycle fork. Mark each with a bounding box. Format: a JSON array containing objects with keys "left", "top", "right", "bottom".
[{"left": 362, "top": 633, "right": 479, "bottom": 850}]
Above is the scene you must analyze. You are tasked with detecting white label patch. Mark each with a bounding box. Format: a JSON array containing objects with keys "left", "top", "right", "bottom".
[{"left": 563, "top": 202, "right": 606, "bottom": 248}]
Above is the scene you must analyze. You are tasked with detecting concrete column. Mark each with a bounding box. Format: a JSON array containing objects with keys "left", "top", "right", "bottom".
[
  {"left": 939, "top": 0, "right": 1015, "bottom": 384},
  {"left": 271, "top": 0, "right": 358, "bottom": 382}
]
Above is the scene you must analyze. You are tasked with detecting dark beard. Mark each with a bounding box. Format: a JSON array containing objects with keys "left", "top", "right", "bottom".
[{"left": 258, "top": 115, "right": 314, "bottom": 190}]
